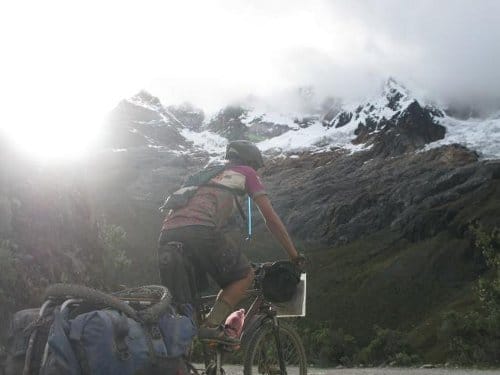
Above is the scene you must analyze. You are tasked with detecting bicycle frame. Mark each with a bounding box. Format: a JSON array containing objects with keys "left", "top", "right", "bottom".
[{"left": 197, "top": 287, "right": 288, "bottom": 375}]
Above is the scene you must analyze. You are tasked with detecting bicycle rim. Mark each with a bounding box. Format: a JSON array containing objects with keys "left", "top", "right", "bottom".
[{"left": 244, "top": 320, "right": 307, "bottom": 375}]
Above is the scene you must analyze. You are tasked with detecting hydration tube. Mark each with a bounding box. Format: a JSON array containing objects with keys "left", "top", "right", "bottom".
[{"left": 247, "top": 196, "right": 252, "bottom": 239}]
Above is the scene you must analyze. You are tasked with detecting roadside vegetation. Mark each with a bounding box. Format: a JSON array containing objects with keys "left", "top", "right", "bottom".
[
  {"left": 439, "top": 224, "right": 500, "bottom": 366},
  {"left": 299, "top": 223, "right": 500, "bottom": 368}
]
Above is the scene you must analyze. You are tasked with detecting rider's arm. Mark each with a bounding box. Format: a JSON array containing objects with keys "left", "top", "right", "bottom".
[{"left": 253, "top": 194, "right": 300, "bottom": 261}]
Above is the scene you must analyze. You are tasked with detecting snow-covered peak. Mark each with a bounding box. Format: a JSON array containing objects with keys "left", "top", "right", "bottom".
[
  {"left": 323, "top": 78, "right": 416, "bottom": 130},
  {"left": 382, "top": 77, "right": 410, "bottom": 105},
  {"left": 259, "top": 78, "right": 445, "bottom": 157},
  {"left": 128, "top": 90, "right": 163, "bottom": 113}
]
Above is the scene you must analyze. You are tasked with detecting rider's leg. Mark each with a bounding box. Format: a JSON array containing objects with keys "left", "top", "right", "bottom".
[
  {"left": 205, "top": 268, "right": 254, "bottom": 326},
  {"left": 219, "top": 266, "right": 255, "bottom": 307}
]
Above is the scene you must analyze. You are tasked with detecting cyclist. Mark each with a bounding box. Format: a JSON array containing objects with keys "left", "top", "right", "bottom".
[{"left": 158, "top": 140, "right": 302, "bottom": 344}]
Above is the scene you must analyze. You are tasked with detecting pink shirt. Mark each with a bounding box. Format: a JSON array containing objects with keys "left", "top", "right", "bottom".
[{"left": 162, "top": 165, "right": 266, "bottom": 231}]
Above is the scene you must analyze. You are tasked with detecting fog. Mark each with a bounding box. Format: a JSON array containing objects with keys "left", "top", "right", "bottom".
[{"left": 0, "top": 0, "right": 499, "bottom": 150}]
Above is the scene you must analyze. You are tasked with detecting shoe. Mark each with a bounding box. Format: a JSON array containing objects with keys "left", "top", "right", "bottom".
[{"left": 198, "top": 325, "right": 240, "bottom": 346}]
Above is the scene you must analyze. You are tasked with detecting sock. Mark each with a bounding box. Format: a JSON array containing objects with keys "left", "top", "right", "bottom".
[{"left": 205, "top": 298, "right": 234, "bottom": 327}]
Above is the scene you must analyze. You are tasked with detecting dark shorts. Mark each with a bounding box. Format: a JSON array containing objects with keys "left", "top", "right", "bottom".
[{"left": 158, "top": 226, "right": 251, "bottom": 292}]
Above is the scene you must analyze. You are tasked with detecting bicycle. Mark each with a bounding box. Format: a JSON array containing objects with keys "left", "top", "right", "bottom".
[
  {"left": 5, "top": 264, "right": 306, "bottom": 375},
  {"left": 192, "top": 262, "right": 307, "bottom": 375}
]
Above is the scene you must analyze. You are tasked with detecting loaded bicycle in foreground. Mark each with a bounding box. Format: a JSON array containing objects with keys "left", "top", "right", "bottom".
[{"left": 1, "top": 261, "right": 306, "bottom": 375}]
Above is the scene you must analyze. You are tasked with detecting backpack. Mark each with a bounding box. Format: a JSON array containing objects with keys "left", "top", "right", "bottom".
[
  {"left": 160, "top": 163, "right": 247, "bottom": 220},
  {"left": 40, "top": 307, "right": 195, "bottom": 375},
  {"left": 3, "top": 289, "right": 196, "bottom": 375},
  {"left": 160, "top": 164, "right": 228, "bottom": 212}
]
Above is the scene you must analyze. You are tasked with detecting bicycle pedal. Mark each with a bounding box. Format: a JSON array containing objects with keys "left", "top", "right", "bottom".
[
  {"left": 206, "top": 341, "right": 240, "bottom": 352},
  {"left": 221, "top": 343, "right": 240, "bottom": 352}
]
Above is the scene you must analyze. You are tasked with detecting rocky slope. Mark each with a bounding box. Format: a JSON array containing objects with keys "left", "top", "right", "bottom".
[{"left": 262, "top": 145, "right": 499, "bottom": 245}]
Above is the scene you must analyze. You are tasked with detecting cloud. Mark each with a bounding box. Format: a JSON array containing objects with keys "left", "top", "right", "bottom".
[
  {"left": 320, "top": 0, "right": 500, "bottom": 107},
  {"left": 1, "top": 0, "right": 499, "bottom": 127}
]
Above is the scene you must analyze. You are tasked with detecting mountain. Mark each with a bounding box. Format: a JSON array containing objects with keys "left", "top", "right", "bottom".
[
  {"left": 326, "top": 78, "right": 446, "bottom": 157},
  {"left": 259, "top": 78, "right": 446, "bottom": 156},
  {"left": 104, "top": 90, "right": 188, "bottom": 150},
  {"left": 206, "top": 105, "right": 294, "bottom": 141},
  {"left": 259, "top": 79, "right": 500, "bottom": 160},
  {"left": 101, "top": 79, "right": 500, "bottom": 160}
]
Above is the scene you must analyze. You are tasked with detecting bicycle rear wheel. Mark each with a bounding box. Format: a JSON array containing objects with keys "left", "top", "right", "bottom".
[{"left": 244, "top": 320, "right": 307, "bottom": 375}]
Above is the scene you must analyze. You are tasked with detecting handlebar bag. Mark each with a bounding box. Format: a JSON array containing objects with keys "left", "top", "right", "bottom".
[{"left": 262, "top": 261, "right": 301, "bottom": 303}]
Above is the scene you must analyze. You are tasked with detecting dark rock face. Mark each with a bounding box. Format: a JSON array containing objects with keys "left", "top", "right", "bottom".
[
  {"left": 324, "top": 111, "right": 353, "bottom": 129},
  {"left": 293, "top": 116, "right": 317, "bottom": 129},
  {"left": 104, "top": 91, "right": 188, "bottom": 150},
  {"left": 356, "top": 101, "right": 447, "bottom": 157},
  {"left": 207, "top": 105, "right": 249, "bottom": 141},
  {"left": 247, "top": 121, "right": 291, "bottom": 138},
  {"left": 321, "top": 97, "right": 342, "bottom": 127},
  {"left": 261, "top": 144, "right": 497, "bottom": 246},
  {"left": 167, "top": 103, "right": 205, "bottom": 132},
  {"left": 425, "top": 104, "right": 445, "bottom": 118}
]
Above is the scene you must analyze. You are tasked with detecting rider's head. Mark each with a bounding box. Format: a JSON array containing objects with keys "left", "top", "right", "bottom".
[{"left": 225, "top": 140, "right": 264, "bottom": 170}]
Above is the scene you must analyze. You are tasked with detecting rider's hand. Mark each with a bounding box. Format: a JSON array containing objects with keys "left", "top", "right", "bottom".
[{"left": 291, "top": 254, "right": 307, "bottom": 272}]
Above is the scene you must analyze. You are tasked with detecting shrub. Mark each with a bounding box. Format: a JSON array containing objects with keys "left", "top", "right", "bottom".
[
  {"left": 439, "top": 224, "right": 500, "bottom": 366},
  {"left": 97, "top": 221, "right": 131, "bottom": 288},
  {"left": 0, "top": 240, "right": 18, "bottom": 342},
  {"left": 303, "top": 323, "right": 358, "bottom": 366},
  {"left": 0, "top": 240, "right": 18, "bottom": 306},
  {"left": 356, "top": 325, "right": 418, "bottom": 366}
]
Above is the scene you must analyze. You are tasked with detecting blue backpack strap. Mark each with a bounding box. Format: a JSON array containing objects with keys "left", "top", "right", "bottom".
[
  {"left": 43, "top": 309, "right": 81, "bottom": 375},
  {"left": 142, "top": 322, "right": 169, "bottom": 366}
]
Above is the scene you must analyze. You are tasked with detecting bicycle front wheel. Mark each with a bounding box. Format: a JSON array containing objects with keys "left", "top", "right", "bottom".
[{"left": 244, "top": 320, "right": 307, "bottom": 375}]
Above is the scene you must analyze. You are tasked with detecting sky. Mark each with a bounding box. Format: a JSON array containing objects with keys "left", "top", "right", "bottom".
[{"left": 0, "top": 0, "right": 499, "bottom": 158}]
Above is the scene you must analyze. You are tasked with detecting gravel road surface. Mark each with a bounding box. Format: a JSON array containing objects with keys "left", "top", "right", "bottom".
[{"left": 200, "top": 365, "right": 500, "bottom": 375}]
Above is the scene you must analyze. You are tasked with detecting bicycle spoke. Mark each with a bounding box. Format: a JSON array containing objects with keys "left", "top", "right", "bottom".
[{"left": 246, "top": 324, "right": 305, "bottom": 375}]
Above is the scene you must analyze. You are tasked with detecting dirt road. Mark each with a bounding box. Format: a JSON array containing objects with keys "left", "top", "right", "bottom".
[{"left": 209, "top": 365, "right": 500, "bottom": 375}]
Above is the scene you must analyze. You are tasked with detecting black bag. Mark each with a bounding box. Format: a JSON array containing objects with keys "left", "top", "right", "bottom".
[
  {"left": 261, "top": 261, "right": 301, "bottom": 303},
  {"left": 158, "top": 241, "right": 197, "bottom": 304}
]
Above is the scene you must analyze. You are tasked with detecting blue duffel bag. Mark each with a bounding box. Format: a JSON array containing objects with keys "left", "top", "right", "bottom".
[{"left": 40, "top": 305, "right": 196, "bottom": 375}]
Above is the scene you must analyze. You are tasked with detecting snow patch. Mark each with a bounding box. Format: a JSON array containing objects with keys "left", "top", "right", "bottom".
[
  {"left": 426, "top": 116, "right": 500, "bottom": 159},
  {"left": 180, "top": 128, "right": 227, "bottom": 155},
  {"left": 258, "top": 119, "right": 367, "bottom": 154}
]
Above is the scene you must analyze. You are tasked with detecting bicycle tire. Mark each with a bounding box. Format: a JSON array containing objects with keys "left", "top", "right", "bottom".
[
  {"left": 113, "top": 285, "right": 173, "bottom": 323},
  {"left": 43, "top": 284, "right": 139, "bottom": 321},
  {"left": 138, "top": 289, "right": 172, "bottom": 323},
  {"left": 243, "top": 320, "right": 307, "bottom": 375}
]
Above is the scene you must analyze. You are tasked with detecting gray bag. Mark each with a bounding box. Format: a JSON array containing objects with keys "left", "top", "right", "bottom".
[{"left": 3, "top": 308, "right": 53, "bottom": 375}]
